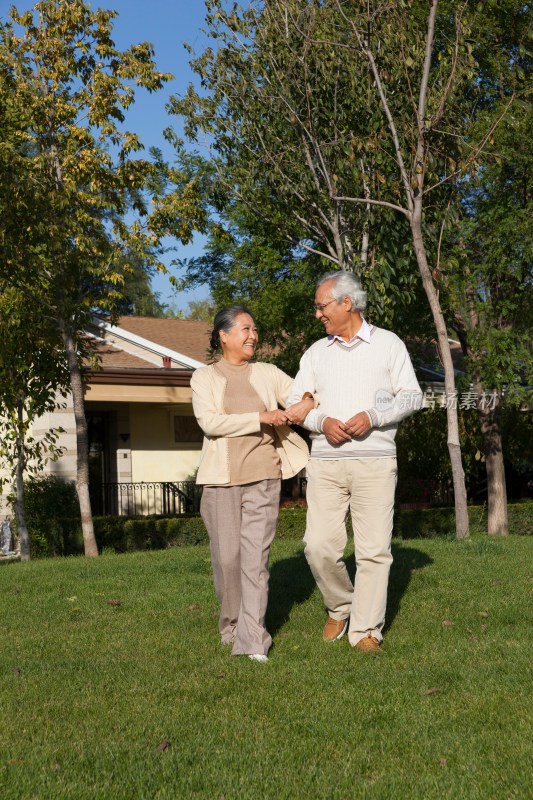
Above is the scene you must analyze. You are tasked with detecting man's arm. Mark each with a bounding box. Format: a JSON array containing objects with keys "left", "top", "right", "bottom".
[
  {"left": 351, "top": 337, "right": 423, "bottom": 432},
  {"left": 286, "top": 351, "right": 329, "bottom": 433}
]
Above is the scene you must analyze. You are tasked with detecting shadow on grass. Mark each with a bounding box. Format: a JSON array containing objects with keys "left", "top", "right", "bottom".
[
  {"left": 266, "top": 541, "right": 433, "bottom": 638},
  {"left": 385, "top": 542, "right": 433, "bottom": 633},
  {"left": 266, "top": 549, "right": 316, "bottom": 637},
  {"left": 343, "top": 543, "right": 433, "bottom": 633}
]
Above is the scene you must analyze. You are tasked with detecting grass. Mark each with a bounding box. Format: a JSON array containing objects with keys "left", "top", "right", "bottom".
[{"left": 1, "top": 535, "right": 532, "bottom": 800}]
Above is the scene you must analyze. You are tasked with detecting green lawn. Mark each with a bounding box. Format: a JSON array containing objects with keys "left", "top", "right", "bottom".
[{"left": 1, "top": 535, "right": 532, "bottom": 799}]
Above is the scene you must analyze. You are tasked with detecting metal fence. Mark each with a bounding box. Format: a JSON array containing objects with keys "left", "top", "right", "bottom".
[
  {"left": 90, "top": 481, "right": 202, "bottom": 517},
  {"left": 90, "top": 476, "right": 452, "bottom": 518}
]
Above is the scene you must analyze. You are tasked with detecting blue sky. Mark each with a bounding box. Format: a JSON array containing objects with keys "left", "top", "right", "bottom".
[{"left": 3, "top": 0, "right": 213, "bottom": 311}]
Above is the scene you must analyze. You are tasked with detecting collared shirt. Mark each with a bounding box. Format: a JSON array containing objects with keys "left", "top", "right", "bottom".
[{"left": 326, "top": 318, "right": 372, "bottom": 347}]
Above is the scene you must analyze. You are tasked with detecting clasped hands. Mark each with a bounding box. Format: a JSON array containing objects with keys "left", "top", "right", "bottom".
[
  {"left": 259, "top": 396, "right": 314, "bottom": 428},
  {"left": 322, "top": 412, "right": 371, "bottom": 445}
]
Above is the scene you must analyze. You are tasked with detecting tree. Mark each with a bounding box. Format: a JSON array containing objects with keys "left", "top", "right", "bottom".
[
  {"left": 116, "top": 250, "right": 167, "bottom": 317},
  {"left": 447, "top": 99, "right": 532, "bottom": 533},
  {"left": 0, "top": 1, "right": 206, "bottom": 555},
  {"left": 173, "top": 0, "right": 517, "bottom": 536},
  {"left": 0, "top": 288, "right": 69, "bottom": 560},
  {"left": 184, "top": 297, "right": 217, "bottom": 321}
]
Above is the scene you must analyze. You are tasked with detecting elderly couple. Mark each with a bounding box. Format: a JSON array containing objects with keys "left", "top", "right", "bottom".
[{"left": 191, "top": 272, "right": 422, "bottom": 663}]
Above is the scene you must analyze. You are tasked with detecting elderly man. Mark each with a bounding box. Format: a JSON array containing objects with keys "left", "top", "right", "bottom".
[{"left": 287, "top": 271, "right": 422, "bottom": 651}]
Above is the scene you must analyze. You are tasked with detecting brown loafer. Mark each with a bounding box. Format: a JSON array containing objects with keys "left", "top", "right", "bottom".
[
  {"left": 323, "top": 616, "right": 349, "bottom": 642},
  {"left": 353, "top": 633, "right": 381, "bottom": 652}
]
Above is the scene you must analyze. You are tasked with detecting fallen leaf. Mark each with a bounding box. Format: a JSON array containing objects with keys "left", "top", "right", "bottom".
[
  {"left": 14, "top": 668, "right": 21, "bottom": 677},
  {"left": 442, "top": 620, "right": 454, "bottom": 627},
  {"left": 478, "top": 611, "right": 489, "bottom": 618},
  {"left": 216, "top": 672, "right": 226, "bottom": 679},
  {"left": 187, "top": 603, "right": 201, "bottom": 611},
  {"left": 439, "top": 757, "right": 448, "bottom": 767},
  {"left": 480, "top": 624, "right": 488, "bottom": 631},
  {"left": 155, "top": 740, "right": 171, "bottom": 752},
  {"left": 107, "top": 599, "right": 122, "bottom": 606},
  {"left": 422, "top": 687, "right": 440, "bottom": 696},
  {"left": 67, "top": 596, "right": 77, "bottom": 602},
  {"left": 50, "top": 763, "right": 61, "bottom": 771}
]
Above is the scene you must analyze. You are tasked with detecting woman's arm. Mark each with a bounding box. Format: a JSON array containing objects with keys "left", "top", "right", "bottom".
[
  {"left": 271, "top": 366, "right": 315, "bottom": 425},
  {"left": 191, "top": 369, "right": 262, "bottom": 438},
  {"left": 285, "top": 394, "right": 315, "bottom": 425}
]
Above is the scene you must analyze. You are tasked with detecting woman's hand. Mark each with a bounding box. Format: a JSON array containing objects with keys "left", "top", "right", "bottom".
[
  {"left": 259, "top": 409, "right": 289, "bottom": 427},
  {"left": 285, "top": 396, "right": 314, "bottom": 425}
]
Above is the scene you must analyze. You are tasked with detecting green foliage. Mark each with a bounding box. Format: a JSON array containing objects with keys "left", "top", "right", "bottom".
[
  {"left": 445, "top": 96, "right": 533, "bottom": 405},
  {"left": 0, "top": 0, "right": 207, "bottom": 373},
  {"left": 0, "top": 1, "right": 208, "bottom": 552},
  {"left": 19, "top": 498, "right": 533, "bottom": 559},
  {"left": 278, "top": 503, "right": 533, "bottom": 539},
  {"left": 95, "top": 514, "right": 209, "bottom": 553},
  {"left": 171, "top": 0, "right": 428, "bottom": 320},
  {"left": 19, "top": 475, "right": 81, "bottom": 557},
  {"left": 396, "top": 404, "right": 533, "bottom": 502},
  {"left": 0, "top": 286, "right": 70, "bottom": 499},
  {"left": 116, "top": 251, "right": 167, "bottom": 317}
]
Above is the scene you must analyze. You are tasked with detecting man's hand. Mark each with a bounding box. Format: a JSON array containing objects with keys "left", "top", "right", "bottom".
[
  {"left": 344, "top": 411, "right": 372, "bottom": 438},
  {"left": 285, "top": 396, "right": 314, "bottom": 425},
  {"left": 322, "top": 417, "right": 352, "bottom": 445}
]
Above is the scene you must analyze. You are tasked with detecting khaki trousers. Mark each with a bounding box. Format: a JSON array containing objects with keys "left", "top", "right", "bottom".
[
  {"left": 200, "top": 479, "right": 280, "bottom": 656},
  {"left": 304, "top": 458, "right": 397, "bottom": 645}
]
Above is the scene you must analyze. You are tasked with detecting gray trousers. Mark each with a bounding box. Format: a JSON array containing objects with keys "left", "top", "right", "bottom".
[{"left": 200, "top": 479, "right": 281, "bottom": 656}]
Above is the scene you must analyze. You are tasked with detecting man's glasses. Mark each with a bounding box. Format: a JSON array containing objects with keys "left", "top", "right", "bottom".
[{"left": 314, "top": 299, "right": 336, "bottom": 313}]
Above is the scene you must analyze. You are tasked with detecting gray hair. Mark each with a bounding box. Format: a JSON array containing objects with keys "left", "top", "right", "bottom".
[
  {"left": 210, "top": 305, "right": 254, "bottom": 350},
  {"left": 318, "top": 271, "right": 367, "bottom": 312}
]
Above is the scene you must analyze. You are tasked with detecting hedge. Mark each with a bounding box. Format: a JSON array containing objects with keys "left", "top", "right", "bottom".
[
  {"left": 94, "top": 501, "right": 533, "bottom": 551},
  {"left": 14, "top": 500, "right": 533, "bottom": 558}
]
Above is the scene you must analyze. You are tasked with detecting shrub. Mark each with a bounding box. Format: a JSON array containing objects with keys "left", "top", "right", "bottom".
[
  {"left": 21, "top": 497, "right": 533, "bottom": 559},
  {"left": 22, "top": 476, "right": 81, "bottom": 557}
]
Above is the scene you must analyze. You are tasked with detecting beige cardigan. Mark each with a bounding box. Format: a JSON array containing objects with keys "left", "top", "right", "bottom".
[{"left": 191, "top": 362, "right": 309, "bottom": 486}]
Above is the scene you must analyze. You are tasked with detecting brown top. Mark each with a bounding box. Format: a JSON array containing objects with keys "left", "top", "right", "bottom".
[{"left": 214, "top": 359, "right": 281, "bottom": 485}]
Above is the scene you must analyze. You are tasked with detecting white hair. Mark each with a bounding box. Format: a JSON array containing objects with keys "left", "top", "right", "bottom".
[{"left": 318, "top": 271, "right": 367, "bottom": 312}]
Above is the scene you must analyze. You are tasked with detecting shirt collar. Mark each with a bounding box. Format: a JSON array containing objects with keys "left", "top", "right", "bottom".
[{"left": 327, "top": 318, "right": 372, "bottom": 346}]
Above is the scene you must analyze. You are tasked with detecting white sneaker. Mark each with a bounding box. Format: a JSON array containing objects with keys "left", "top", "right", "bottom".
[{"left": 248, "top": 654, "right": 268, "bottom": 663}]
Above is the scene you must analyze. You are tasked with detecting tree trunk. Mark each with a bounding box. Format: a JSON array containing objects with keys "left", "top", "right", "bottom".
[
  {"left": 14, "top": 401, "right": 31, "bottom": 561},
  {"left": 59, "top": 315, "right": 99, "bottom": 557},
  {"left": 410, "top": 205, "right": 469, "bottom": 538},
  {"left": 474, "top": 385, "right": 508, "bottom": 536},
  {"left": 458, "top": 282, "right": 509, "bottom": 536}
]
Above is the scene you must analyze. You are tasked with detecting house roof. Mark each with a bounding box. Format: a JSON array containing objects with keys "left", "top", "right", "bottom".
[
  {"left": 86, "top": 316, "right": 212, "bottom": 372},
  {"left": 89, "top": 340, "right": 159, "bottom": 370},
  {"left": 116, "top": 317, "right": 212, "bottom": 366}
]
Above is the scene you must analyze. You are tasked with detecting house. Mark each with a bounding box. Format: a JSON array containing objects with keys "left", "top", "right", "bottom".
[{"left": 0, "top": 317, "right": 212, "bottom": 520}]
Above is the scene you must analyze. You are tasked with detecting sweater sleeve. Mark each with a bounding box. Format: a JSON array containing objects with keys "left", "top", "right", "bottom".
[
  {"left": 365, "top": 337, "right": 423, "bottom": 427},
  {"left": 286, "top": 349, "right": 326, "bottom": 433},
  {"left": 273, "top": 365, "right": 296, "bottom": 408},
  {"left": 191, "top": 367, "right": 262, "bottom": 438}
]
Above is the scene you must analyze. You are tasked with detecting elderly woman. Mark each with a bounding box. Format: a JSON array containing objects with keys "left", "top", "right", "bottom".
[{"left": 191, "top": 306, "right": 312, "bottom": 662}]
